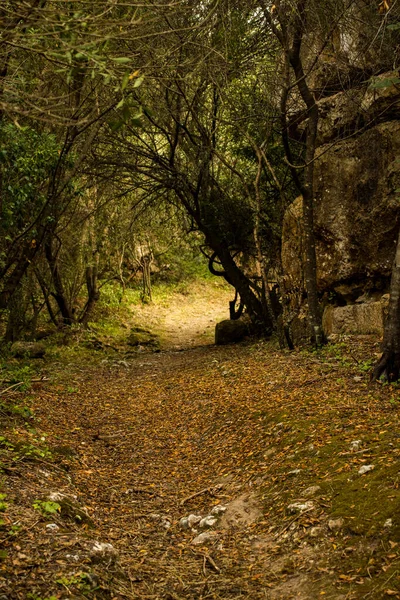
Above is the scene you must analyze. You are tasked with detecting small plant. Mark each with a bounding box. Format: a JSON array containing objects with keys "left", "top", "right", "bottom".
[
  {"left": 0, "top": 493, "right": 7, "bottom": 512},
  {"left": 33, "top": 500, "right": 61, "bottom": 516},
  {"left": 0, "top": 436, "right": 14, "bottom": 450},
  {"left": 20, "top": 441, "right": 52, "bottom": 460},
  {"left": 8, "top": 523, "right": 21, "bottom": 535},
  {"left": 56, "top": 572, "right": 97, "bottom": 592},
  {"left": 359, "top": 358, "right": 373, "bottom": 372},
  {"left": 27, "top": 595, "right": 57, "bottom": 600},
  {"left": 0, "top": 363, "right": 35, "bottom": 391},
  {"left": 0, "top": 493, "right": 7, "bottom": 527}
]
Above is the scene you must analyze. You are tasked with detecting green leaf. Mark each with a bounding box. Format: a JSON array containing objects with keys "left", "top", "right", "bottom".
[
  {"left": 0, "top": 550, "right": 7, "bottom": 560},
  {"left": 133, "top": 75, "right": 144, "bottom": 88},
  {"left": 369, "top": 77, "right": 400, "bottom": 89},
  {"left": 121, "top": 71, "right": 130, "bottom": 91},
  {"left": 116, "top": 98, "right": 125, "bottom": 109},
  {"left": 108, "top": 119, "right": 124, "bottom": 132},
  {"left": 122, "top": 105, "right": 131, "bottom": 121},
  {"left": 112, "top": 57, "right": 132, "bottom": 64},
  {"left": 387, "top": 23, "right": 400, "bottom": 31},
  {"left": 33, "top": 500, "right": 61, "bottom": 515}
]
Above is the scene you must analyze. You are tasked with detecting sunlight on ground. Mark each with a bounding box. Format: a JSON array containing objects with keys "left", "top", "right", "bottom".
[{"left": 128, "top": 280, "right": 233, "bottom": 349}]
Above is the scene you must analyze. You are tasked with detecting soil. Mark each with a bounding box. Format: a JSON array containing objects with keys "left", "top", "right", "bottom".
[
  {"left": 127, "top": 280, "right": 233, "bottom": 349},
  {"left": 2, "top": 283, "right": 400, "bottom": 599}
]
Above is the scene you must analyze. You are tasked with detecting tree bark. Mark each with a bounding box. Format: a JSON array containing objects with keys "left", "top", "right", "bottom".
[
  {"left": 206, "top": 232, "right": 273, "bottom": 333},
  {"left": 372, "top": 227, "right": 400, "bottom": 381},
  {"left": 45, "top": 241, "right": 74, "bottom": 325},
  {"left": 288, "top": 44, "right": 325, "bottom": 346},
  {"left": 80, "top": 264, "right": 100, "bottom": 327},
  {"left": 264, "top": 0, "right": 326, "bottom": 346}
]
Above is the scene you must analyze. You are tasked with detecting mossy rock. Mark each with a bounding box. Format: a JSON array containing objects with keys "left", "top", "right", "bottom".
[
  {"left": 127, "top": 329, "right": 159, "bottom": 347},
  {"left": 48, "top": 493, "right": 94, "bottom": 526},
  {"left": 11, "top": 341, "right": 46, "bottom": 358}
]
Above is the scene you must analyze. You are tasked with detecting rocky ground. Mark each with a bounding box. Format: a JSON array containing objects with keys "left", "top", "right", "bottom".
[{"left": 1, "top": 286, "right": 400, "bottom": 599}]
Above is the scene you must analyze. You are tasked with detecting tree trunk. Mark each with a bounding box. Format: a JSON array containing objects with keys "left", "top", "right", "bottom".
[
  {"left": 263, "top": 0, "right": 326, "bottom": 347},
  {"left": 206, "top": 233, "right": 273, "bottom": 333},
  {"left": 45, "top": 241, "right": 74, "bottom": 325},
  {"left": 372, "top": 227, "right": 400, "bottom": 381},
  {"left": 5, "top": 286, "right": 27, "bottom": 342},
  {"left": 289, "top": 38, "right": 325, "bottom": 346},
  {"left": 80, "top": 264, "right": 100, "bottom": 327}
]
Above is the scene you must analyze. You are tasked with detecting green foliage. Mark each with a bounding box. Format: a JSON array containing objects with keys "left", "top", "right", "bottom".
[
  {"left": 33, "top": 500, "right": 61, "bottom": 516},
  {"left": 0, "top": 363, "right": 34, "bottom": 390},
  {"left": 0, "top": 434, "right": 52, "bottom": 461},
  {"left": 27, "top": 595, "right": 57, "bottom": 600},
  {"left": 55, "top": 572, "right": 97, "bottom": 593},
  {"left": 358, "top": 358, "right": 373, "bottom": 373},
  {"left": 0, "top": 493, "right": 8, "bottom": 512},
  {"left": 0, "top": 123, "right": 59, "bottom": 240},
  {"left": 368, "top": 76, "right": 400, "bottom": 89}
]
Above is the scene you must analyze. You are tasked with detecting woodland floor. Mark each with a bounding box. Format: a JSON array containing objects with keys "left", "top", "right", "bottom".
[{"left": 2, "top": 283, "right": 400, "bottom": 600}]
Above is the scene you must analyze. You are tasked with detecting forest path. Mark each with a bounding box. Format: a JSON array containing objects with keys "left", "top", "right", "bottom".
[
  {"left": 10, "top": 335, "right": 399, "bottom": 600},
  {"left": 127, "top": 280, "right": 233, "bottom": 349}
]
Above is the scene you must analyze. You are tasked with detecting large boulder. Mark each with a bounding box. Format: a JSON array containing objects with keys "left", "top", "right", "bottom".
[
  {"left": 323, "top": 301, "right": 386, "bottom": 336},
  {"left": 215, "top": 318, "right": 250, "bottom": 345},
  {"left": 282, "top": 121, "right": 400, "bottom": 302}
]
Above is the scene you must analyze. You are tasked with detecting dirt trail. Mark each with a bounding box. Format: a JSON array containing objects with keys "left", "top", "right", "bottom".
[
  {"left": 2, "top": 291, "right": 399, "bottom": 599},
  {"left": 128, "top": 281, "right": 233, "bottom": 349}
]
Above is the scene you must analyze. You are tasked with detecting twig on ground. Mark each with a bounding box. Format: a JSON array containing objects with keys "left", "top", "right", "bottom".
[
  {"left": 180, "top": 484, "right": 223, "bottom": 506},
  {"left": 0, "top": 381, "right": 25, "bottom": 395},
  {"left": 275, "top": 508, "right": 314, "bottom": 539},
  {"left": 125, "top": 487, "right": 162, "bottom": 496},
  {"left": 191, "top": 549, "right": 221, "bottom": 574}
]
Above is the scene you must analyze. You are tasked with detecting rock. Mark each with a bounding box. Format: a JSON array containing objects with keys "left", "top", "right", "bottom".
[
  {"left": 89, "top": 541, "right": 118, "bottom": 564},
  {"left": 11, "top": 341, "right": 46, "bottom": 358},
  {"left": 47, "top": 492, "right": 92, "bottom": 524},
  {"left": 350, "top": 440, "right": 363, "bottom": 452},
  {"left": 215, "top": 317, "right": 250, "bottom": 345},
  {"left": 281, "top": 119, "right": 400, "bottom": 338},
  {"left": 45, "top": 523, "right": 60, "bottom": 533},
  {"left": 287, "top": 501, "right": 314, "bottom": 515},
  {"left": 179, "top": 517, "right": 189, "bottom": 530},
  {"left": 199, "top": 516, "right": 218, "bottom": 529},
  {"left": 306, "top": 71, "right": 400, "bottom": 146},
  {"left": 66, "top": 553, "right": 80, "bottom": 562},
  {"left": 287, "top": 469, "right": 301, "bottom": 476},
  {"left": 384, "top": 518, "right": 393, "bottom": 529},
  {"left": 127, "top": 329, "right": 159, "bottom": 348},
  {"left": 309, "top": 526, "right": 324, "bottom": 538},
  {"left": 328, "top": 518, "right": 344, "bottom": 532},
  {"left": 187, "top": 514, "right": 202, "bottom": 528},
  {"left": 358, "top": 464, "right": 375, "bottom": 475},
  {"left": 210, "top": 505, "right": 227, "bottom": 516},
  {"left": 191, "top": 531, "right": 219, "bottom": 546},
  {"left": 302, "top": 486, "right": 321, "bottom": 498},
  {"left": 160, "top": 516, "right": 171, "bottom": 530},
  {"left": 323, "top": 303, "right": 385, "bottom": 336}
]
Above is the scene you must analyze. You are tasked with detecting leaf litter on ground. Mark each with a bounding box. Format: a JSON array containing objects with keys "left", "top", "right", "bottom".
[{"left": 1, "top": 333, "right": 400, "bottom": 599}]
